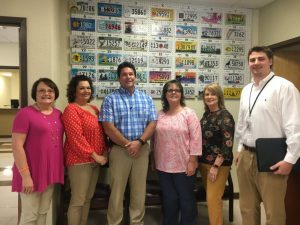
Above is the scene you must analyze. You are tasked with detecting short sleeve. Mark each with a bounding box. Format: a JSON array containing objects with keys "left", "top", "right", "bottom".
[
  {"left": 99, "top": 96, "right": 114, "bottom": 122},
  {"left": 12, "top": 109, "right": 30, "bottom": 134}
]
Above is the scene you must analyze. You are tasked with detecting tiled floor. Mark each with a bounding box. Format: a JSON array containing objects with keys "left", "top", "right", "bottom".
[{"left": 0, "top": 139, "right": 266, "bottom": 225}]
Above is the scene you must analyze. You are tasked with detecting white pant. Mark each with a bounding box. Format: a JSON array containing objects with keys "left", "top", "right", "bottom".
[{"left": 19, "top": 184, "right": 54, "bottom": 225}]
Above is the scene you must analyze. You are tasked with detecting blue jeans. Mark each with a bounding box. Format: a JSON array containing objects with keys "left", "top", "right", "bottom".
[{"left": 157, "top": 170, "right": 198, "bottom": 225}]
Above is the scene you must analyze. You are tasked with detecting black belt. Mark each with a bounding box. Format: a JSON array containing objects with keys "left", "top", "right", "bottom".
[{"left": 243, "top": 144, "right": 256, "bottom": 152}]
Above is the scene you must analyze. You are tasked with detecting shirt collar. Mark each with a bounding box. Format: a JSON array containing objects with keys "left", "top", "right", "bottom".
[
  {"left": 251, "top": 71, "right": 275, "bottom": 88},
  {"left": 119, "top": 86, "right": 137, "bottom": 95}
]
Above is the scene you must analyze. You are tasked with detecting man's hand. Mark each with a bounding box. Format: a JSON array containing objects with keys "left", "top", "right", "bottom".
[
  {"left": 270, "top": 160, "right": 293, "bottom": 175},
  {"left": 125, "top": 140, "right": 141, "bottom": 158},
  {"left": 234, "top": 152, "right": 241, "bottom": 166}
]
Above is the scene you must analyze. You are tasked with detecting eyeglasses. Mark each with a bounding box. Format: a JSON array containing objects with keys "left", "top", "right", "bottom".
[
  {"left": 167, "top": 89, "right": 181, "bottom": 93},
  {"left": 37, "top": 89, "right": 55, "bottom": 94}
]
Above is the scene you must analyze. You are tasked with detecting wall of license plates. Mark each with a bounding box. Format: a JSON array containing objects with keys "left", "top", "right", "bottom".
[{"left": 69, "top": 0, "right": 252, "bottom": 99}]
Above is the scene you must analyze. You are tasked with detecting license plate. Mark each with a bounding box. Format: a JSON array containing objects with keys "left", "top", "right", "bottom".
[
  {"left": 175, "top": 41, "right": 197, "bottom": 53},
  {"left": 225, "top": 28, "right": 246, "bottom": 41},
  {"left": 124, "top": 55, "right": 147, "bottom": 67},
  {"left": 71, "top": 68, "right": 97, "bottom": 81},
  {"left": 175, "top": 71, "right": 196, "bottom": 84},
  {"left": 151, "top": 24, "right": 173, "bottom": 36},
  {"left": 149, "top": 86, "right": 163, "bottom": 98},
  {"left": 69, "top": 1, "right": 95, "bottom": 15},
  {"left": 124, "top": 6, "right": 148, "bottom": 18},
  {"left": 70, "top": 18, "right": 95, "bottom": 32},
  {"left": 98, "top": 36, "right": 122, "bottom": 50},
  {"left": 223, "top": 88, "right": 242, "bottom": 99},
  {"left": 201, "top": 11, "right": 222, "bottom": 24},
  {"left": 98, "top": 3, "right": 122, "bottom": 17},
  {"left": 176, "top": 25, "right": 198, "bottom": 38},
  {"left": 124, "top": 38, "right": 148, "bottom": 51},
  {"left": 198, "top": 73, "right": 219, "bottom": 84},
  {"left": 149, "top": 71, "right": 171, "bottom": 83},
  {"left": 124, "top": 22, "right": 148, "bottom": 35},
  {"left": 98, "top": 20, "right": 121, "bottom": 33},
  {"left": 199, "top": 58, "right": 220, "bottom": 69},
  {"left": 201, "top": 27, "right": 222, "bottom": 39},
  {"left": 136, "top": 71, "right": 148, "bottom": 83},
  {"left": 98, "top": 69, "right": 118, "bottom": 82},
  {"left": 175, "top": 57, "right": 197, "bottom": 69},
  {"left": 70, "top": 35, "right": 96, "bottom": 49},
  {"left": 149, "top": 56, "right": 172, "bottom": 68},
  {"left": 71, "top": 52, "right": 95, "bottom": 65},
  {"left": 224, "top": 72, "right": 244, "bottom": 85},
  {"left": 177, "top": 10, "right": 199, "bottom": 23},
  {"left": 224, "top": 44, "right": 245, "bottom": 55},
  {"left": 225, "top": 13, "right": 246, "bottom": 26},
  {"left": 151, "top": 8, "right": 174, "bottom": 21},
  {"left": 224, "top": 58, "right": 245, "bottom": 70},
  {"left": 96, "top": 86, "right": 117, "bottom": 98},
  {"left": 98, "top": 53, "right": 122, "bottom": 66},
  {"left": 201, "top": 43, "right": 221, "bottom": 54},
  {"left": 149, "top": 39, "right": 172, "bottom": 52},
  {"left": 183, "top": 86, "right": 196, "bottom": 98}
]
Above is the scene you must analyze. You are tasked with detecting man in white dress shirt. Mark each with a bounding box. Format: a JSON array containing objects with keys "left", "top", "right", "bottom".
[{"left": 235, "top": 46, "right": 300, "bottom": 225}]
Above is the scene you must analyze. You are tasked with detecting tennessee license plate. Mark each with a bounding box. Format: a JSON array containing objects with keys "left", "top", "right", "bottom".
[
  {"left": 175, "top": 41, "right": 197, "bottom": 53},
  {"left": 224, "top": 58, "right": 245, "bottom": 70},
  {"left": 225, "top": 28, "right": 246, "bottom": 41},
  {"left": 225, "top": 13, "right": 246, "bottom": 26},
  {"left": 98, "top": 69, "right": 118, "bottom": 82},
  {"left": 201, "top": 11, "right": 222, "bottom": 24},
  {"left": 149, "top": 71, "right": 171, "bottom": 83},
  {"left": 124, "top": 38, "right": 148, "bottom": 51},
  {"left": 149, "top": 39, "right": 172, "bottom": 52},
  {"left": 201, "top": 27, "right": 222, "bottom": 39},
  {"left": 149, "top": 56, "right": 172, "bottom": 68},
  {"left": 98, "top": 3, "right": 122, "bottom": 17},
  {"left": 124, "top": 6, "right": 148, "bottom": 18},
  {"left": 124, "top": 55, "right": 147, "bottom": 67},
  {"left": 98, "top": 53, "right": 122, "bottom": 66},
  {"left": 151, "top": 23, "right": 173, "bottom": 36},
  {"left": 175, "top": 57, "right": 197, "bottom": 69},
  {"left": 199, "top": 58, "right": 220, "bottom": 69},
  {"left": 201, "top": 43, "right": 221, "bottom": 54},
  {"left": 198, "top": 73, "right": 219, "bottom": 84},
  {"left": 177, "top": 10, "right": 199, "bottom": 23},
  {"left": 71, "top": 52, "right": 95, "bottom": 65},
  {"left": 175, "top": 71, "right": 196, "bottom": 84},
  {"left": 98, "top": 20, "right": 121, "bottom": 33},
  {"left": 71, "top": 68, "right": 97, "bottom": 81},
  {"left": 224, "top": 44, "right": 245, "bottom": 55},
  {"left": 70, "top": 18, "right": 95, "bottom": 32},
  {"left": 124, "top": 22, "right": 148, "bottom": 35},
  {"left": 176, "top": 25, "right": 198, "bottom": 38},
  {"left": 70, "top": 35, "right": 96, "bottom": 49},
  {"left": 98, "top": 36, "right": 122, "bottom": 50},
  {"left": 224, "top": 73, "right": 244, "bottom": 84},
  {"left": 151, "top": 8, "right": 174, "bottom": 21},
  {"left": 69, "top": 1, "right": 95, "bottom": 15}
]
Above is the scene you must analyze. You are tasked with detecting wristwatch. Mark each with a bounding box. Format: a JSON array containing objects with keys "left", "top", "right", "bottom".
[{"left": 136, "top": 138, "right": 146, "bottom": 145}]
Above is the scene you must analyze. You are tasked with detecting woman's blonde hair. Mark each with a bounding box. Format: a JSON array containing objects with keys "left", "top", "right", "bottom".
[{"left": 203, "top": 83, "right": 225, "bottom": 112}]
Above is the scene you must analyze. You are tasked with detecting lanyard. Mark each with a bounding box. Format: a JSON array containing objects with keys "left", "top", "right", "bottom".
[{"left": 248, "top": 75, "right": 275, "bottom": 116}]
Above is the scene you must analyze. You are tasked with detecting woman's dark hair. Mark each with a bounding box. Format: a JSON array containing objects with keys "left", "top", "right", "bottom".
[
  {"left": 31, "top": 78, "right": 59, "bottom": 101},
  {"left": 161, "top": 80, "right": 186, "bottom": 112},
  {"left": 66, "top": 75, "right": 94, "bottom": 103},
  {"left": 117, "top": 61, "right": 136, "bottom": 78}
]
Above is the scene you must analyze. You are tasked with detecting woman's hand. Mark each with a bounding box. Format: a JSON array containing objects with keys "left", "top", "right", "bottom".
[
  {"left": 208, "top": 166, "right": 218, "bottom": 182},
  {"left": 92, "top": 152, "right": 108, "bottom": 165},
  {"left": 22, "top": 174, "right": 34, "bottom": 194}
]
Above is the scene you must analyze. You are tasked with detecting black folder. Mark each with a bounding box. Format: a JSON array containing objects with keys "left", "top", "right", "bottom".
[{"left": 256, "top": 138, "right": 300, "bottom": 172}]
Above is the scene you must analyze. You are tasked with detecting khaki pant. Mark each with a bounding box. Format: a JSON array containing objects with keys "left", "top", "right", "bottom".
[
  {"left": 199, "top": 163, "right": 231, "bottom": 225},
  {"left": 237, "top": 149, "right": 288, "bottom": 225},
  {"left": 67, "top": 163, "right": 99, "bottom": 225},
  {"left": 19, "top": 184, "right": 54, "bottom": 225},
  {"left": 107, "top": 144, "right": 150, "bottom": 225}
]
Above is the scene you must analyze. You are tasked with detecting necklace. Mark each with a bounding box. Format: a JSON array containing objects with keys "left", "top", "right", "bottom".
[{"left": 35, "top": 103, "right": 53, "bottom": 115}]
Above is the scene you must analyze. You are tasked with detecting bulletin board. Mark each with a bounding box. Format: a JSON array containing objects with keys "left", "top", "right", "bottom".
[{"left": 69, "top": 0, "right": 252, "bottom": 99}]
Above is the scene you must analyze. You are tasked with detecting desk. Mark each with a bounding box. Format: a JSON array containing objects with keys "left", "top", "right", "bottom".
[{"left": 0, "top": 108, "right": 18, "bottom": 137}]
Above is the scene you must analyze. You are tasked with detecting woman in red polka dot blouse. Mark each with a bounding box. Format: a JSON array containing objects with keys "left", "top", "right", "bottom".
[{"left": 62, "top": 75, "right": 108, "bottom": 225}]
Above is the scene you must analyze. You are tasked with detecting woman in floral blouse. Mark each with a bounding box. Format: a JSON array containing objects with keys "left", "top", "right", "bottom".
[{"left": 199, "top": 83, "right": 235, "bottom": 225}]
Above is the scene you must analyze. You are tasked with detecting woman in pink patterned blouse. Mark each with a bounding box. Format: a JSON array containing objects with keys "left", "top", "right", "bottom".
[
  {"left": 152, "top": 80, "right": 202, "bottom": 225},
  {"left": 62, "top": 75, "right": 108, "bottom": 225},
  {"left": 12, "top": 78, "right": 64, "bottom": 225}
]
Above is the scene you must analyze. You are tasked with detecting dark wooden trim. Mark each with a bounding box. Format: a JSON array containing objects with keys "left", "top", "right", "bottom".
[
  {"left": 0, "top": 16, "right": 27, "bottom": 107},
  {"left": 269, "top": 36, "right": 300, "bottom": 51},
  {"left": 0, "top": 66, "right": 19, "bottom": 69}
]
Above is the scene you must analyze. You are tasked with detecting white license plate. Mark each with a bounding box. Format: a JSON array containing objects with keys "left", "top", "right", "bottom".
[
  {"left": 176, "top": 25, "right": 198, "bottom": 38},
  {"left": 201, "top": 27, "right": 222, "bottom": 39},
  {"left": 149, "top": 56, "right": 172, "bottom": 68},
  {"left": 149, "top": 39, "right": 172, "bottom": 52},
  {"left": 71, "top": 52, "right": 95, "bottom": 65},
  {"left": 98, "top": 36, "right": 122, "bottom": 50},
  {"left": 98, "top": 69, "right": 118, "bottom": 82},
  {"left": 124, "top": 22, "right": 148, "bottom": 35},
  {"left": 124, "top": 38, "right": 148, "bottom": 51},
  {"left": 198, "top": 73, "right": 219, "bottom": 84},
  {"left": 98, "top": 20, "right": 121, "bottom": 33},
  {"left": 224, "top": 73, "right": 244, "bottom": 85},
  {"left": 151, "top": 8, "right": 174, "bottom": 21},
  {"left": 151, "top": 24, "right": 173, "bottom": 36},
  {"left": 201, "top": 43, "right": 221, "bottom": 54},
  {"left": 124, "top": 55, "right": 147, "bottom": 67},
  {"left": 177, "top": 10, "right": 199, "bottom": 23},
  {"left": 224, "top": 58, "right": 245, "bottom": 70},
  {"left": 225, "top": 28, "right": 246, "bottom": 41},
  {"left": 124, "top": 6, "right": 148, "bottom": 18},
  {"left": 199, "top": 58, "right": 220, "bottom": 69},
  {"left": 224, "top": 44, "right": 245, "bottom": 55},
  {"left": 98, "top": 53, "right": 122, "bottom": 66},
  {"left": 70, "top": 35, "right": 96, "bottom": 49}
]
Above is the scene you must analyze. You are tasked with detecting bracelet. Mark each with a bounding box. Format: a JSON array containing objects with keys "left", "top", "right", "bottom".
[
  {"left": 19, "top": 166, "right": 29, "bottom": 173},
  {"left": 136, "top": 138, "right": 146, "bottom": 145}
]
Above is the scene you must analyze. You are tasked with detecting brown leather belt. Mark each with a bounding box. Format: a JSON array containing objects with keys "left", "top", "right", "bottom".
[{"left": 243, "top": 144, "right": 256, "bottom": 152}]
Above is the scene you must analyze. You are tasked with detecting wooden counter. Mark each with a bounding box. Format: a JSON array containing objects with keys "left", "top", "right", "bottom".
[{"left": 0, "top": 108, "right": 19, "bottom": 137}]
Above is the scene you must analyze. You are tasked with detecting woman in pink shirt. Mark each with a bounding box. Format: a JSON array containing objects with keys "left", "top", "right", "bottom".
[
  {"left": 12, "top": 78, "right": 64, "bottom": 225},
  {"left": 62, "top": 75, "right": 107, "bottom": 225},
  {"left": 152, "top": 80, "right": 202, "bottom": 225}
]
